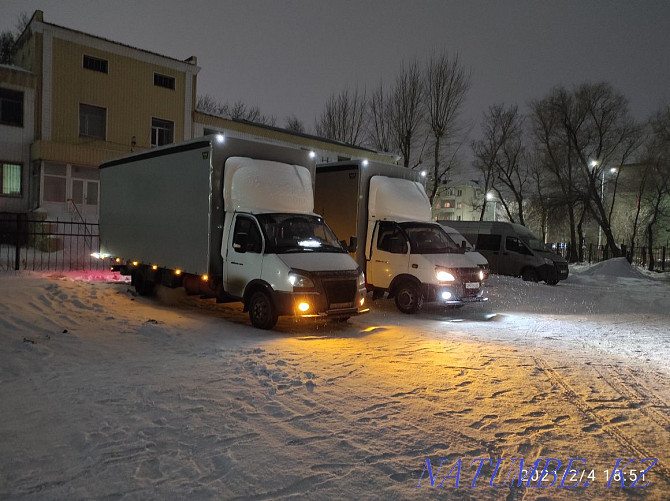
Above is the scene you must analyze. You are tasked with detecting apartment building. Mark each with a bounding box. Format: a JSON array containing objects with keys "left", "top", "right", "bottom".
[
  {"left": 2, "top": 10, "right": 199, "bottom": 221},
  {"left": 432, "top": 183, "right": 489, "bottom": 222},
  {"left": 0, "top": 11, "right": 396, "bottom": 224}
]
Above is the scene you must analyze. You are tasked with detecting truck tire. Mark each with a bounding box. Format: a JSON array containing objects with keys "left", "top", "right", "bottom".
[
  {"left": 394, "top": 281, "right": 423, "bottom": 314},
  {"left": 521, "top": 268, "right": 539, "bottom": 283},
  {"left": 134, "top": 269, "right": 156, "bottom": 296},
  {"left": 248, "top": 291, "right": 278, "bottom": 330}
]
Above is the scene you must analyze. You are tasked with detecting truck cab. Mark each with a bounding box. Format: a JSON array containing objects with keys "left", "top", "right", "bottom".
[{"left": 315, "top": 162, "right": 487, "bottom": 314}]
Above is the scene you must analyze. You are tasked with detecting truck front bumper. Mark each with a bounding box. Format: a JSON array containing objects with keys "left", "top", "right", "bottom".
[
  {"left": 422, "top": 282, "right": 488, "bottom": 306},
  {"left": 272, "top": 287, "right": 369, "bottom": 319}
]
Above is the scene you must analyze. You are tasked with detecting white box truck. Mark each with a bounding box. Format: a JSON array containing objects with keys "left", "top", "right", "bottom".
[
  {"left": 314, "top": 161, "right": 487, "bottom": 313},
  {"left": 99, "top": 135, "right": 367, "bottom": 329}
]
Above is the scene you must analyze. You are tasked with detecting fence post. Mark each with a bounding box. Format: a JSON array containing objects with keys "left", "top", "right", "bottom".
[
  {"left": 14, "top": 214, "right": 24, "bottom": 270},
  {"left": 663, "top": 247, "right": 666, "bottom": 272}
]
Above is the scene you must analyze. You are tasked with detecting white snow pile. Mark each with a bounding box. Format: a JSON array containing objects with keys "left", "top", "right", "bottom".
[{"left": 576, "top": 257, "right": 647, "bottom": 280}]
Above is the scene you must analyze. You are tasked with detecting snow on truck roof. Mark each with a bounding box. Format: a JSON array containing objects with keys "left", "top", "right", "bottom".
[{"left": 223, "top": 157, "right": 314, "bottom": 214}]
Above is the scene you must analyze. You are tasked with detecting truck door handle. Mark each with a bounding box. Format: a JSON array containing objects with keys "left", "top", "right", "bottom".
[
  {"left": 231, "top": 261, "right": 243, "bottom": 266},
  {"left": 375, "top": 260, "right": 388, "bottom": 264}
]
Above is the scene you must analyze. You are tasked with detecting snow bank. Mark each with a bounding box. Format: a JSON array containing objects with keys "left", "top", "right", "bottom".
[{"left": 577, "top": 257, "right": 647, "bottom": 280}]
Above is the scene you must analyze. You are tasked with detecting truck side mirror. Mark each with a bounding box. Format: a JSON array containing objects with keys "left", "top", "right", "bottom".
[{"left": 348, "top": 236, "right": 358, "bottom": 253}]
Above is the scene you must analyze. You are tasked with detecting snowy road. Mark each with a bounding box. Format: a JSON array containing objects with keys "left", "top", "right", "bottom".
[{"left": 1, "top": 260, "right": 669, "bottom": 500}]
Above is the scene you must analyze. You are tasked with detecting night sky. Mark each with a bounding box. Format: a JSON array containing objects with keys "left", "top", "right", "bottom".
[{"left": 3, "top": 1, "right": 669, "bottom": 142}]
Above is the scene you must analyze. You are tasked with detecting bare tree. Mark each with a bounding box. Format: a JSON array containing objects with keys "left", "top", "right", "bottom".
[
  {"left": 315, "top": 87, "right": 368, "bottom": 145},
  {"left": 641, "top": 106, "right": 670, "bottom": 270},
  {"left": 391, "top": 60, "right": 424, "bottom": 167},
  {"left": 424, "top": 52, "right": 470, "bottom": 203},
  {"left": 562, "top": 82, "right": 643, "bottom": 256},
  {"left": 368, "top": 81, "right": 394, "bottom": 152},
  {"left": 284, "top": 115, "right": 306, "bottom": 134},
  {"left": 0, "top": 12, "right": 29, "bottom": 64},
  {"left": 530, "top": 88, "right": 583, "bottom": 262},
  {"left": 196, "top": 95, "right": 276, "bottom": 126},
  {"left": 472, "top": 104, "right": 525, "bottom": 222}
]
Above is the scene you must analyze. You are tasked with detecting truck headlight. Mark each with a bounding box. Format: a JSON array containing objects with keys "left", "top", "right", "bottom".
[
  {"left": 288, "top": 272, "right": 314, "bottom": 288},
  {"left": 543, "top": 258, "right": 554, "bottom": 266},
  {"left": 435, "top": 268, "right": 455, "bottom": 282},
  {"left": 479, "top": 270, "right": 485, "bottom": 281},
  {"left": 358, "top": 272, "right": 366, "bottom": 287}
]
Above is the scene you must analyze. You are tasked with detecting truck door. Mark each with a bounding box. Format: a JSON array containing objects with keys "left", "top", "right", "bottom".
[
  {"left": 367, "top": 221, "right": 410, "bottom": 289},
  {"left": 501, "top": 235, "right": 535, "bottom": 276},
  {"left": 225, "top": 214, "right": 264, "bottom": 298}
]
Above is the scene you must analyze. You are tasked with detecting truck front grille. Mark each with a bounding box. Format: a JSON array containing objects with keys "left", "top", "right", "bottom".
[{"left": 322, "top": 278, "right": 357, "bottom": 309}]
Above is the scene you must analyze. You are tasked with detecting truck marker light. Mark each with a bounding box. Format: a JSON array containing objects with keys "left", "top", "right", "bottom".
[
  {"left": 174, "top": 269, "right": 182, "bottom": 275},
  {"left": 308, "top": 150, "right": 316, "bottom": 159},
  {"left": 360, "top": 297, "right": 365, "bottom": 306},
  {"left": 132, "top": 261, "right": 138, "bottom": 266},
  {"left": 215, "top": 134, "right": 225, "bottom": 143},
  {"left": 479, "top": 270, "right": 485, "bottom": 281},
  {"left": 298, "top": 302, "right": 310, "bottom": 312},
  {"left": 362, "top": 159, "right": 369, "bottom": 167},
  {"left": 201, "top": 274, "right": 209, "bottom": 281}
]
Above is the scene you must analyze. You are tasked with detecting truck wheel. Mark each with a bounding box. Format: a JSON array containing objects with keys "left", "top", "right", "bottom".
[
  {"left": 394, "top": 281, "right": 423, "bottom": 314},
  {"left": 248, "top": 291, "right": 278, "bottom": 330},
  {"left": 134, "top": 269, "right": 156, "bottom": 296},
  {"left": 522, "top": 268, "right": 539, "bottom": 282}
]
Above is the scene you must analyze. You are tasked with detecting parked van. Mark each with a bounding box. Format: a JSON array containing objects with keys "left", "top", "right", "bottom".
[
  {"left": 439, "top": 223, "right": 488, "bottom": 270},
  {"left": 441, "top": 221, "right": 569, "bottom": 284}
]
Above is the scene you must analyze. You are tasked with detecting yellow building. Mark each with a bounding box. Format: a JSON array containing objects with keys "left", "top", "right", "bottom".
[
  {"left": 5, "top": 10, "right": 199, "bottom": 221},
  {"left": 1, "top": 10, "right": 396, "bottom": 224}
]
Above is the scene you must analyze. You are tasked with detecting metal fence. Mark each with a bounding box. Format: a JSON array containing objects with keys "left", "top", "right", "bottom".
[
  {"left": 553, "top": 242, "right": 668, "bottom": 271},
  {"left": 0, "top": 214, "right": 111, "bottom": 272}
]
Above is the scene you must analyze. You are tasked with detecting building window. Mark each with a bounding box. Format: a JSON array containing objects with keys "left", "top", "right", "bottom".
[
  {"left": 443, "top": 200, "right": 455, "bottom": 208},
  {"left": 43, "top": 162, "right": 67, "bottom": 203},
  {"left": 154, "top": 73, "right": 175, "bottom": 90},
  {"left": 0, "top": 88, "right": 23, "bottom": 127},
  {"left": 79, "top": 103, "right": 106, "bottom": 140},
  {"left": 457, "top": 189, "right": 463, "bottom": 196},
  {"left": 151, "top": 118, "right": 174, "bottom": 147},
  {"left": 1, "top": 162, "right": 22, "bottom": 196},
  {"left": 457, "top": 202, "right": 463, "bottom": 209},
  {"left": 83, "top": 55, "right": 108, "bottom": 74}
]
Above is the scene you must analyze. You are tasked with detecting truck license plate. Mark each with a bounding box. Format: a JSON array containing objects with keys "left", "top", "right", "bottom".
[{"left": 465, "top": 282, "right": 480, "bottom": 289}]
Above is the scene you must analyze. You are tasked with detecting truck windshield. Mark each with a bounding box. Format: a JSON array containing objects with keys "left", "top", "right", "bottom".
[
  {"left": 399, "top": 223, "right": 460, "bottom": 254},
  {"left": 256, "top": 213, "right": 346, "bottom": 254}
]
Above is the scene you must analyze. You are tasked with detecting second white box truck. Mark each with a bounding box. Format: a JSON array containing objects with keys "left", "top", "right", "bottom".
[
  {"left": 99, "top": 135, "right": 367, "bottom": 329},
  {"left": 315, "top": 160, "right": 488, "bottom": 313}
]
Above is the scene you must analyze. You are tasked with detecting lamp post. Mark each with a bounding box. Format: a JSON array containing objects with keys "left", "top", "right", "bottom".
[
  {"left": 590, "top": 160, "right": 618, "bottom": 248},
  {"left": 486, "top": 192, "right": 497, "bottom": 221}
]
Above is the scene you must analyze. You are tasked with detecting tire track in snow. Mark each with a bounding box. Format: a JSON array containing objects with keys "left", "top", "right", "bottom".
[{"left": 533, "top": 356, "right": 670, "bottom": 482}]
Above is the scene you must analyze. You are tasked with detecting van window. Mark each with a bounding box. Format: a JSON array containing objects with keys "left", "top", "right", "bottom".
[
  {"left": 506, "top": 236, "right": 533, "bottom": 255},
  {"left": 377, "top": 222, "right": 408, "bottom": 254},
  {"left": 476, "top": 234, "right": 501, "bottom": 251},
  {"left": 233, "top": 216, "right": 262, "bottom": 253}
]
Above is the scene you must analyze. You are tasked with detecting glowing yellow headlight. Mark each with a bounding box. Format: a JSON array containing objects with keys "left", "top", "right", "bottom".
[
  {"left": 436, "top": 270, "right": 455, "bottom": 282},
  {"left": 298, "top": 302, "right": 310, "bottom": 312}
]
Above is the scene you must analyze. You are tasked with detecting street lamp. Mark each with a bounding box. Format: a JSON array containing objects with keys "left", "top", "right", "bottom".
[
  {"left": 590, "top": 160, "right": 618, "bottom": 248},
  {"left": 486, "top": 192, "right": 497, "bottom": 221}
]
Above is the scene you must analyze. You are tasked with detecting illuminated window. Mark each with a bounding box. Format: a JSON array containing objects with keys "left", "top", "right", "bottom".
[
  {"left": 79, "top": 103, "right": 106, "bottom": 139},
  {"left": 151, "top": 118, "right": 174, "bottom": 147},
  {"left": 0, "top": 162, "right": 21, "bottom": 196}
]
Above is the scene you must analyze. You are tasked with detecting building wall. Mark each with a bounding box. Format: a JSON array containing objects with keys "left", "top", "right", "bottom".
[
  {"left": 0, "top": 67, "right": 36, "bottom": 213},
  {"left": 6, "top": 11, "right": 199, "bottom": 221},
  {"left": 432, "top": 185, "right": 485, "bottom": 221}
]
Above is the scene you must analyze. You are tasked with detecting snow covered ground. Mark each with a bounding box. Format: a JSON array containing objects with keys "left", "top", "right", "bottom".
[{"left": 1, "top": 258, "right": 668, "bottom": 500}]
